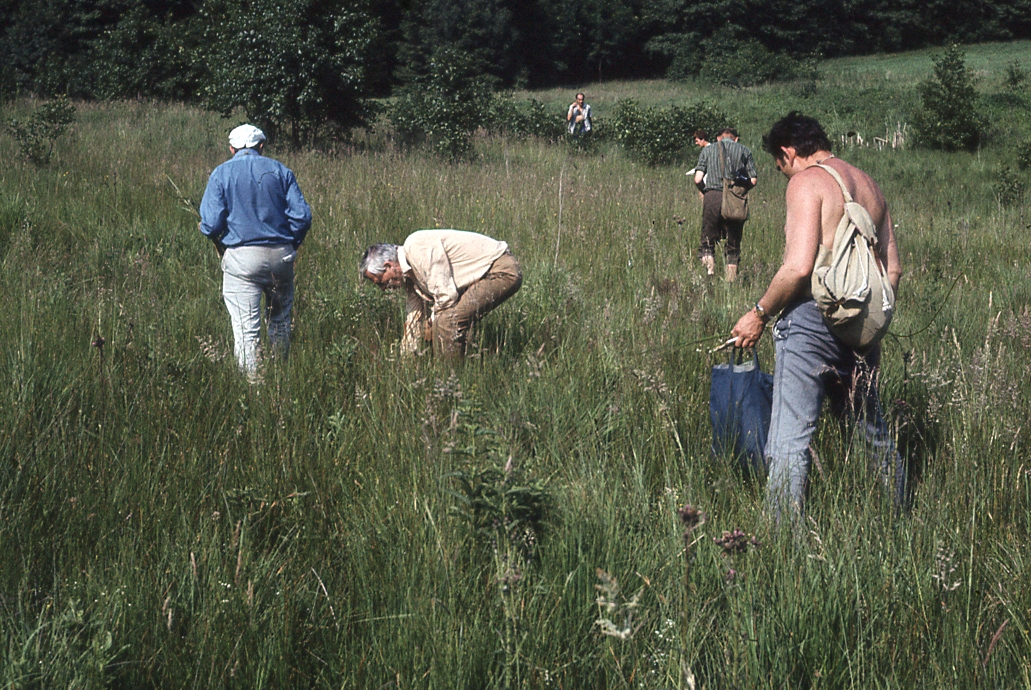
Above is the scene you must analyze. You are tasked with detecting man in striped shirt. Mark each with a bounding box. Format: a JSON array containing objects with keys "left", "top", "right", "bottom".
[{"left": 693, "top": 127, "right": 758, "bottom": 282}]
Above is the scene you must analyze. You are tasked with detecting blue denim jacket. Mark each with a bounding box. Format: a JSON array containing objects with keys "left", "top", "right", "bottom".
[{"left": 199, "top": 148, "right": 312, "bottom": 248}]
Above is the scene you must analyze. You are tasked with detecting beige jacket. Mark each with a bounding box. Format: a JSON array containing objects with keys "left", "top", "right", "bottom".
[{"left": 398, "top": 229, "right": 509, "bottom": 352}]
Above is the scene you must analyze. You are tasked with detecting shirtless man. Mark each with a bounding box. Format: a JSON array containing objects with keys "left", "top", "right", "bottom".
[{"left": 730, "top": 112, "right": 904, "bottom": 518}]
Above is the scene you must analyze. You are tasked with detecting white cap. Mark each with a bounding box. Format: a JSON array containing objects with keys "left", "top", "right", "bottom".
[{"left": 228, "top": 124, "right": 266, "bottom": 149}]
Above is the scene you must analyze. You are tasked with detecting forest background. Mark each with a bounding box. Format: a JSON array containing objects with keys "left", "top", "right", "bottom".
[{"left": 4, "top": 0, "right": 1031, "bottom": 114}]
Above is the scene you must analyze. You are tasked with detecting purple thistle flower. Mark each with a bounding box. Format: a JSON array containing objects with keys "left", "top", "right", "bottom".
[{"left": 713, "top": 529, "right": 759, "bottom": 556}]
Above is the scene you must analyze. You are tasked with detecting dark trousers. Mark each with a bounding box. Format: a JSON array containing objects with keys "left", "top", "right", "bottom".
[{"left": 699, "top": 190, "right": 744, "bottom": 265}]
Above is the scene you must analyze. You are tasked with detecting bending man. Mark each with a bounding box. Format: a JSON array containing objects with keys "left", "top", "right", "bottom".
[
  {"left": 199, "top": 124, "right": 312, "bottom": 378},
  {"left": 360, "top": 230, "right": 522, "bottom": 358},
  {"left": 730, "top": 112, "right": 904, "bottom": 518}
]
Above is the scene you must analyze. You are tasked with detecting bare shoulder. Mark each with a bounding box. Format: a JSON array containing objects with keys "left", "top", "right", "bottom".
[
  {"left": 784, "top": 164, "right": 839, "bottom": 205},
  {"left": 793, "top": 158, "right": 888, "bottom": 224},
  {"left": 827, "top": 159, "right": 885, "bottom": 207}
]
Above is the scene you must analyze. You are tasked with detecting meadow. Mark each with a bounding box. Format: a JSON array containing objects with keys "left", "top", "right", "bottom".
[{"left": 1, "top": 41, "right": 1030, "bottom": 688}]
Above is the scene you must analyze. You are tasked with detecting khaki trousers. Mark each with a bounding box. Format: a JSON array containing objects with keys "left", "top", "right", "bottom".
[{"left": 434, "top": 252, "right": 522, "bottom": 358}]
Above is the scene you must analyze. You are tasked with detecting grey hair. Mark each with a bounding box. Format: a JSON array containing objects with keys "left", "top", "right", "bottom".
[{"left": 359, "top": 243, "right": 399, "bottom": 277}]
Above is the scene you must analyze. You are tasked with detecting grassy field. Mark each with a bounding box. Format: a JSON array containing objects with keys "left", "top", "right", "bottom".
[{"left": 1, "top": 41, "right": 1030, "bottom": 688}]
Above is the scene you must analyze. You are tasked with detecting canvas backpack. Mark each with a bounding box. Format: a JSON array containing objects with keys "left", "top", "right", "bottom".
[{"left": 810, "top": 163, "right": 895, "bottom": 353}]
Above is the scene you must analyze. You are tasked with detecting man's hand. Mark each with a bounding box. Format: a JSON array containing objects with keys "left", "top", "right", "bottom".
[
  {"left": 731, "top": 309, "right": 766, "bottom": 348},
  {"left": 200, "top": 221, "right": 226, "bottom": 258}
]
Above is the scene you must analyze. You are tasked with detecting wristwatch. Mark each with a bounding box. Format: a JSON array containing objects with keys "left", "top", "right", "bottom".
[{"left": 754, "top": 302, "right": 769, "bottom": 324}]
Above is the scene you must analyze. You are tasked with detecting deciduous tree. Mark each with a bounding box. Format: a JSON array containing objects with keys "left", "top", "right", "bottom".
[{"left": 201, "top": 0, "right": 374, "bottom": 146}]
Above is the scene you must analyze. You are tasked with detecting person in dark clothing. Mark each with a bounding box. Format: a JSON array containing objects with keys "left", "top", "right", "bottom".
[{"left": 692, "top": 127, "right": 757, "bottom": 281}]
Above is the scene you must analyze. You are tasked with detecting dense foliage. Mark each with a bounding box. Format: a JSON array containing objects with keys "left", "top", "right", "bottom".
[
  {"left": 2, "top": 0, "right": 1030, "bottom": 103},
  {"left": 0, "top": 0, "right": 204, "bottom": 99},
  {"left": 611, "top": 99, "right": 729, "bottom": 165},
  {"left": 696, "top": 28, "right": 819, "bottom": 87},
  {"left": 200, "top": 0, "right": 374, "bottom": 146},
  {"left": 390, "top": 47, "right": 501, "bottom": 160}
]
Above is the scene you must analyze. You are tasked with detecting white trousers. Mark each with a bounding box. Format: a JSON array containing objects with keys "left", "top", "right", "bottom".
[{"left": 221, "top": 245, "right": 296, "bottom": 374}]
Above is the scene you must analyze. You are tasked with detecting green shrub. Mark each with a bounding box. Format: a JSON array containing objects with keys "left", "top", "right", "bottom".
[
  {"left": 5, "top": 97, "right": 75, "bottom": 165},
  {"left": 612, "top": 99, "right": 729, "bottom": 166},
  {"left": 512, "top": 100, "right": 605, "bottom": 153},
  {"left": 507, "top": 99, "right": 566, "bottom": 142},
  {"left": 1004, "top": 60, "right": 1027, "bottom": 90},
  {"left": 913, "top": 44, "right": 986, "bottom": 151},
  {"left": 1016, "top": 139, "right": 1031, "bottom": 170},
  {"left": 699, "top": 30, "right": 815, "bottom": 88},
  {"left": 565, "top": 122, "right": 603, "bottom": 154},
  {"left": 389, "top": 47, "right": 498, "bottom": 160}
]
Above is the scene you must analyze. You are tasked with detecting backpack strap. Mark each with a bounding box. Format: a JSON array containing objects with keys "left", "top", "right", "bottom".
[
  {"left": 816, "top": 163, "right": 878, "bottom": 242},
  {"left": 815, "top": 163, "right": 854, "bottom": 203}
]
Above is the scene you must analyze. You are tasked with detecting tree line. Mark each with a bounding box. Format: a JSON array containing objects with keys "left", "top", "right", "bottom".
[{"left": 1, "top": 0, "right": 1029, "bottom": 142}]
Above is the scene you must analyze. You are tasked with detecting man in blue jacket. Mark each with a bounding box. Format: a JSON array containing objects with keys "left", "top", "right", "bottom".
[{"left": 199, "top": 124, "right": 312, "bottom": 379}]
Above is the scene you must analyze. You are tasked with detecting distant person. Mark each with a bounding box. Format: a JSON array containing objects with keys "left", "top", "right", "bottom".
[
  {"left": 199, "top": 124, "right": 312, "bottom": 380},
  {"left": 730, "top": 112, "right": 904, "bottom": 519},
  {"left": 693, "top": 127, "right": 757, "bottom": 281},
  {"left": 567, "top": 93, "right": 592, "bottom": 137},
  {"left": 686, "top": 129, "right": 711, "bottom": 201},
  {"left": 360, "top": 230, "right": 522, "bottom": 359}
]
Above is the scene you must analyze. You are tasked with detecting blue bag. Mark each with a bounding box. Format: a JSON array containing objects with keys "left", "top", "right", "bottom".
[{"left": 710, "top": 348, "right": 773, "bottom": 475}]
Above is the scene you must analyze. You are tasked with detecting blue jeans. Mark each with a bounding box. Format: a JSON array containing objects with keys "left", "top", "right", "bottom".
[
  {"left": 221, "top": 245, "right": 296, "bottom": 375},
  {"left": 765, "top": 300, "right": 904, "bottom": 517}
]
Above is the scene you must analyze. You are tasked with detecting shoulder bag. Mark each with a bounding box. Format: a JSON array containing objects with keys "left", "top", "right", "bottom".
[{"left": 719, "top": 141, "right": 749, "bottom": 221}]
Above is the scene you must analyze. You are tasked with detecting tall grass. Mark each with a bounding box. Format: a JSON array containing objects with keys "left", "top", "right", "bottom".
[{"left": 1, "top": 42, "right": 1030, "bottom": 688}]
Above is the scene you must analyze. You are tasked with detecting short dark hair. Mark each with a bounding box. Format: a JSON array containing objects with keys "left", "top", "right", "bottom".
[
  {"left": 719, "top": 127, "right": 738, "bottom": 138},
  {"left": 693, "top": 129, "right": 708, "bottom": 141},
  {"left": 763, "top": 112, "right": 833, "bottom": 159}
]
